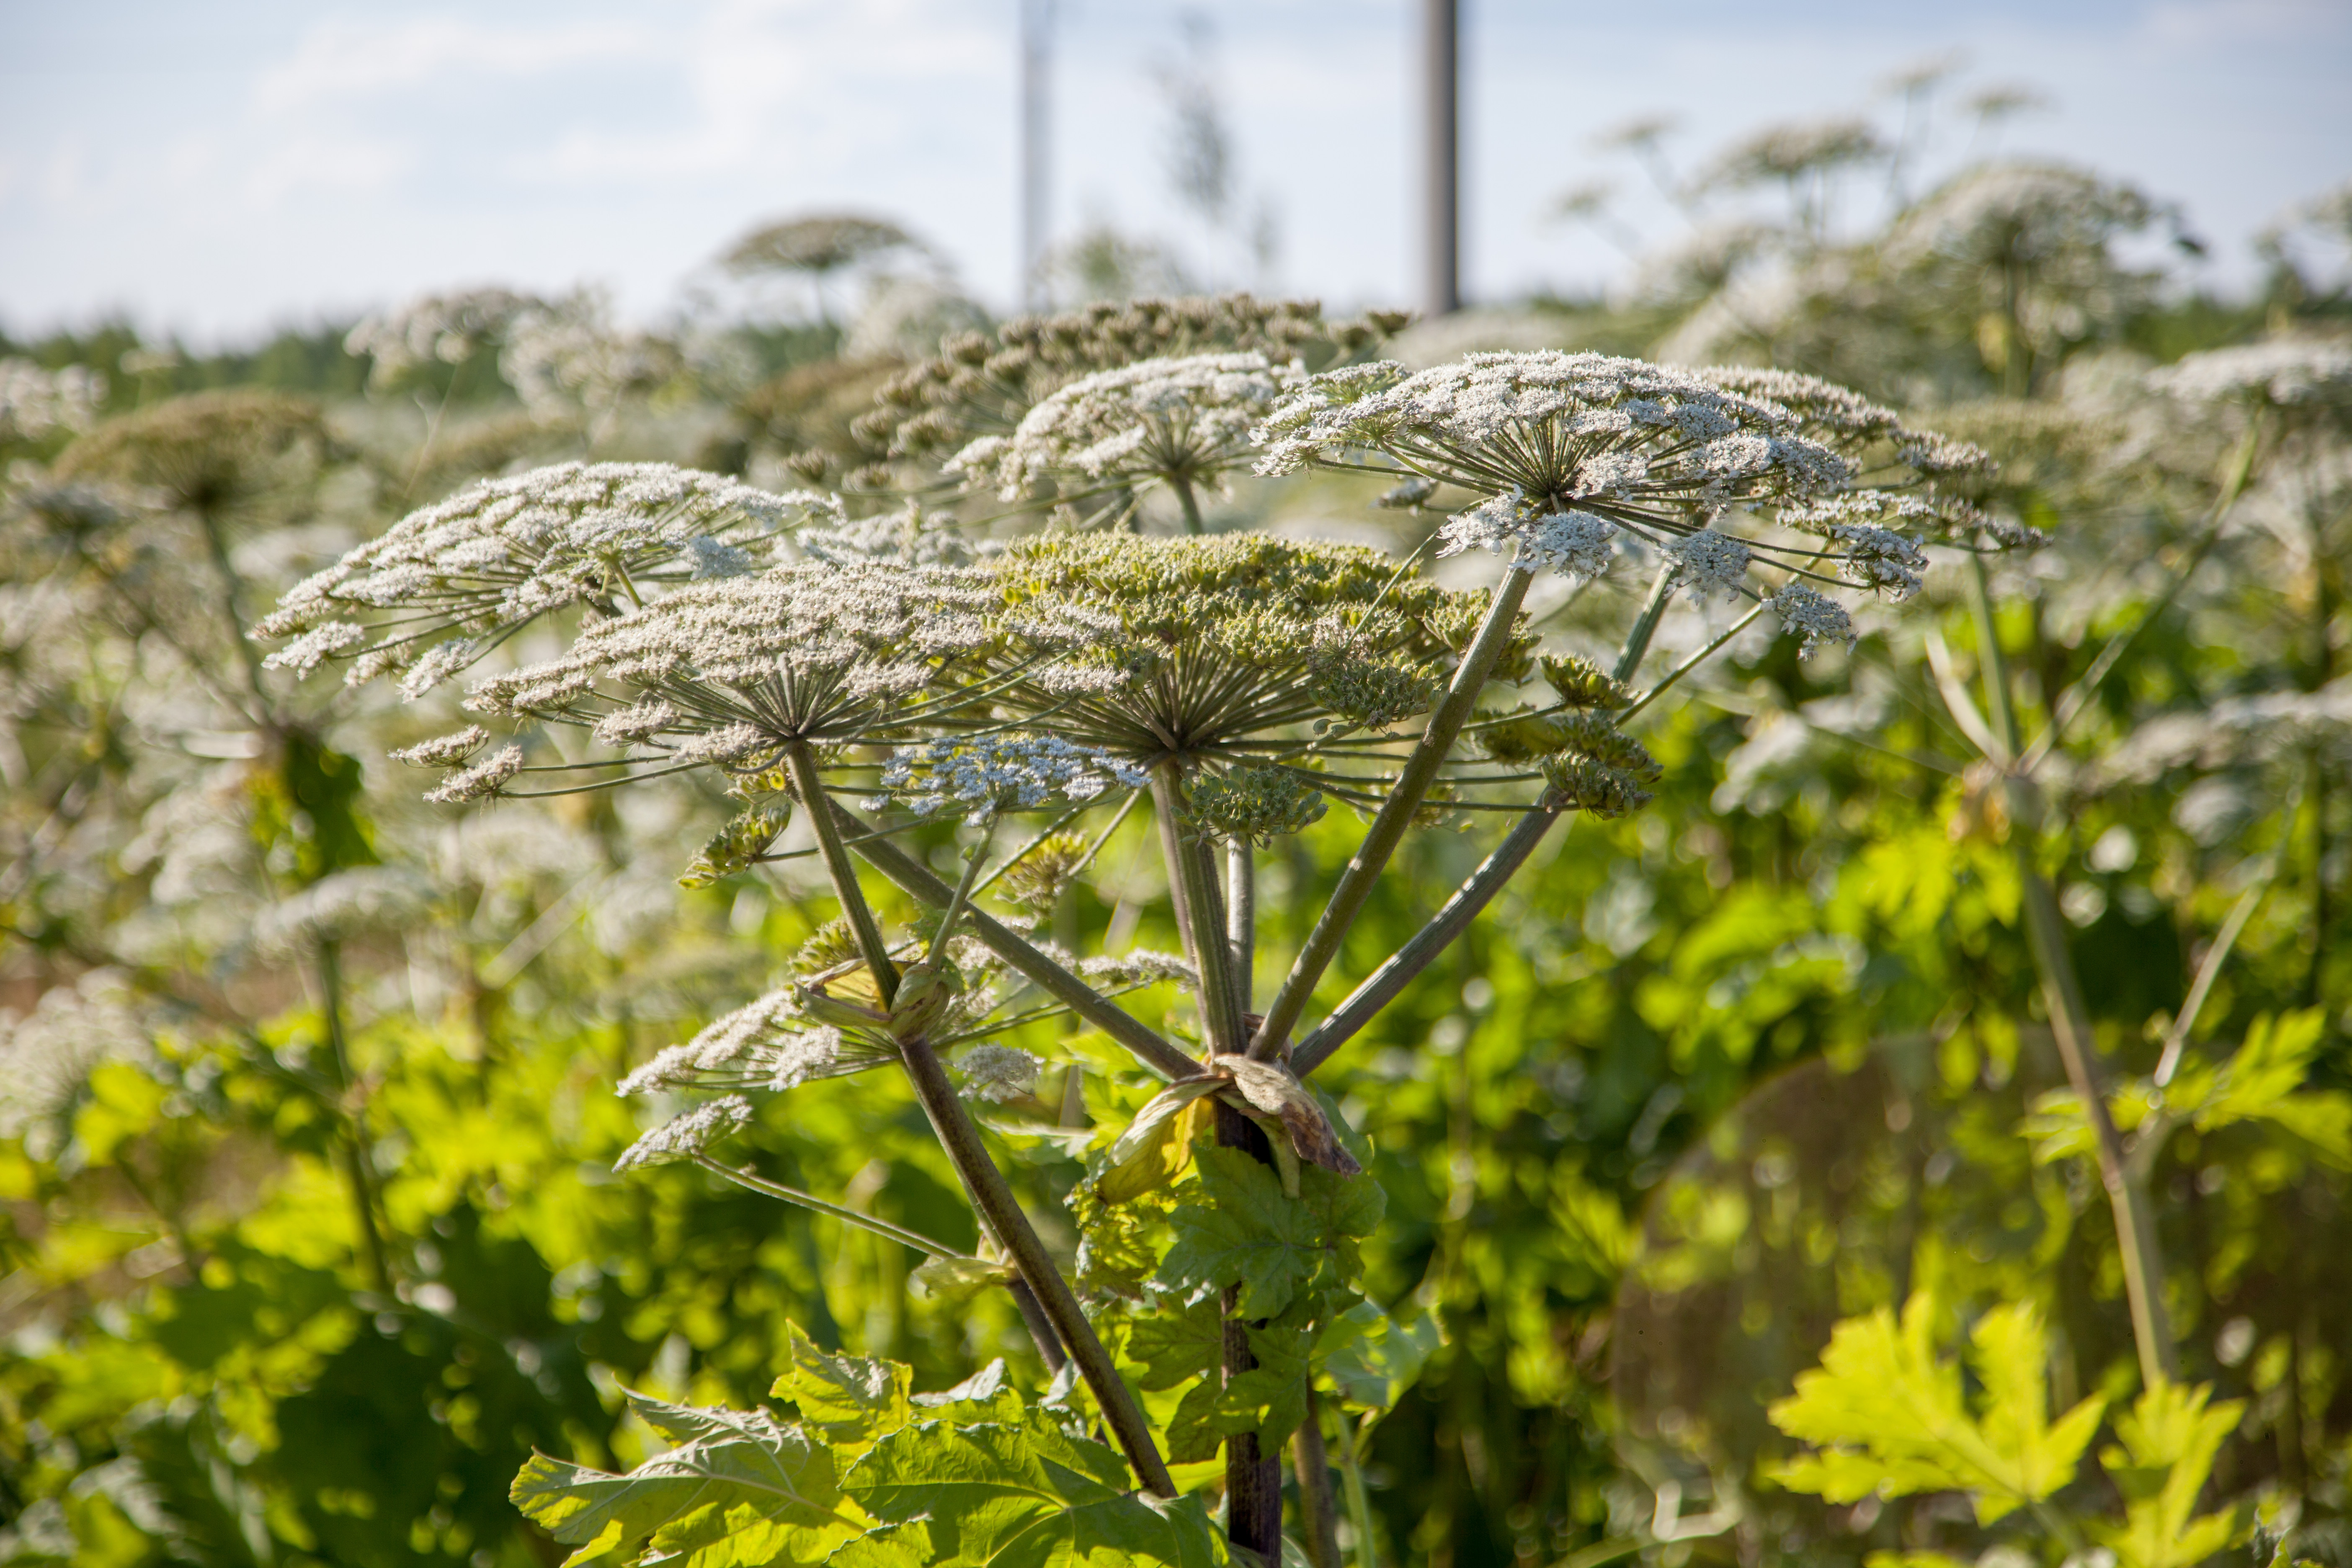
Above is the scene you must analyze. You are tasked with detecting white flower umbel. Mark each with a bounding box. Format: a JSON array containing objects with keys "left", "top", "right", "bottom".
[
  {"left": 618, "top": 988, "right": 894, "bottom": 1097},
  {"left": 613, "top": 1095, "right": 755, "bottom": 1172},
  {"left": 1662, "top": 529, "right": 1754, "bottom": 601},
  {"left": 258, "top": 462, "right": 842, "bottom": 697},
  {"left": 2149, "top": 337, "right": 2352, "bottom": 412},
  {"left": 1768, "top": 583, "right": 1857, "bottom": 657},
  {"left": 0, "top": 358, "right": 108, "bottom": 442},
  {"left": 1435, "top": 492, "right": 1620, "bottom": 581},
  {"left": 882, "top": 734, "right": 1149, "bottom": 822},
  {"left": 952, "top": 351, "right": 1305, "bottom": 515},
  {"left": 793, "top": 500, "right": 986, "bottom": 567},
  {"left": 345, "top": 287, "right": 545, "bottom": 391},
  {"left": 460, "top": 561, "right": 1006, "bottom": 780},
  {"left": 956, "top": 1044, "right": 1043, "bottom": 1103},
  {"left": 1256, "top": 351, "right": 1860, "bottom": 575},
  {"left": 422, "top": 744, "right": 523, "bottom": 805}
]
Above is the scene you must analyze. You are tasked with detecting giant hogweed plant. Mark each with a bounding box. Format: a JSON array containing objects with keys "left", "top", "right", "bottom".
[{"left": 264, "top": 343, "right": 2008, "bottom": 1564}]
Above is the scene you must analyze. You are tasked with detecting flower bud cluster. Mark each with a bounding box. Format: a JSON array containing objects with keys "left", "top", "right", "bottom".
[{"left": 1184, "top": 764, "right": 1329, "bottom": 845}]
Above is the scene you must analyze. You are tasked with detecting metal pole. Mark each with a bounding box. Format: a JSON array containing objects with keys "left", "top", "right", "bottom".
[
  {"left": 1421, "top": 0, "right": 1459, "bottom": 317},
  {"left": 1020, "top": 0, "right": 1055, "bottom": 311}
]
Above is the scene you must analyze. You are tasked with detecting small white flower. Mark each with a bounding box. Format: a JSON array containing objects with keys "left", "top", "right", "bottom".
[
  {"left": 882, "top": 734, "right": 1148, "bottom": 822},
  {"left": 423, "top": 744, "right": 523, "bottom": 805},
  {"left": 1663, "top": 529, "right": 1753, "bottom": 601},
  {"left": 957, "top": 1044, "right": 1042, "bottom": 1103},
  {"left": 613, "top": 1095, "right": 755, "bottom": 1172},
  {"left": 1768, "top": 584, "right": 1857, "bottom": 657}
]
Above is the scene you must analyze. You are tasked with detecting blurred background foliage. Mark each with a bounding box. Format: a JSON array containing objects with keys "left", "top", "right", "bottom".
[{"left": 2, "top": 65, "right": 2349, "bottom": 1568}]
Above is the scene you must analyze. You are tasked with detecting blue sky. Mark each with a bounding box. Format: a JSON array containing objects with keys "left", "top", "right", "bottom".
[{"left": 1, "top": 0, "right": 2345, "bottom": 341}]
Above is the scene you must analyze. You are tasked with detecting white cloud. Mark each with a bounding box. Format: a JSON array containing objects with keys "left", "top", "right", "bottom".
[
  {"left": 242, "top": 137, "right": 417, "bottom": 208},
  {"left": 250, "top": 15, "right": 654, "bottom": 113}
]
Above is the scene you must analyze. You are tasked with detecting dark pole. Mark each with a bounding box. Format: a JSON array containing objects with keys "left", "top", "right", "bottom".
[
  {"left": 1421, "top": 0, "right": 1460, "bottom": 317},
  {"left": 1020, "top": 0, "right": 1055, "bottom": 311}
]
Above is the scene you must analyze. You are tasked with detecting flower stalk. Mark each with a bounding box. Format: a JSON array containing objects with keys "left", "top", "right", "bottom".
[{"left": 1249, "top": 556, "right": 1537, "bottom": 1059}]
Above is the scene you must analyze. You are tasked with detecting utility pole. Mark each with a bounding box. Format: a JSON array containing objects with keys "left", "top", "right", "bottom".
[
  {"left": 1420, "top": 0, "right": 1460, "bottom": 317},
  {"left": 1020, "top": 0, "right": 1055, "bottom": 312}
]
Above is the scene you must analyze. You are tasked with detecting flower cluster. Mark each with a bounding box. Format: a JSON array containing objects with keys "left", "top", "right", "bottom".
[
  {"left": 0, "top": 358, "right": 108, "bottom": 443},
  {"left": 948, "top": 352, "right": 1304, "bottom": 516},
  {"left": 2149, "top": 336, "right": 2352, "bottom": 412},
  {"left": 1768, "top": 584, "right": 1859, "bottom": 656},
  {"left": 458, "top": 561, "right": 1003, "bottom": 770},
  {"left": 1184, "top": 763, "right": 1328, "bottom": 845},
  {"left": 984, "top": 532, "right": 1481, "bottom": 771},
  {"left": 259, "top": 462, "right": 836, "bottom": 697},
  {"left": 618, "top": 988, "right": 888, "bottom": 1099},
  {"left": 612, "top": 1095, "right": 755, "bottom": 1172},
  {"left": 1259, "top": 350, "right": 2007, "bottom": 658},
  {"left": 344, "top": 288, "right": 546, "bottom": 391},
  {"left": 857, "top": 294, "right": 1387, "bottom": 469},
  {"left": 1435, "top": 491, "right": 1620, "bottom": 582},
  {"left": 882, "top": 734, "right": 1148, "bottom": 822},
  {"left": 955, "top": 1044, "right": 1043, "bottom": 1103}
]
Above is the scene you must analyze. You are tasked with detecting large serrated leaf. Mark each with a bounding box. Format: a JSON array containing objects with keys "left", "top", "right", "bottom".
[
  {"left": 771, "top": 1323, "right": 913, "bottom": 1452},
  {"left": 1317, "top": 1299, "right": 1443, "bottom": 1413},
  {"left": 1766, "top": 1296, "right": 2105, "bottom": 1526},
  {"left": 1155, "top": 1146, "right": 1385, "bottom": 1319},
  {"left": 510, "top": 1394, "right": 859, "bottom": 1568},
  {"left": 845, "top": 1412, "right": 1229, "bottom": 1567}
]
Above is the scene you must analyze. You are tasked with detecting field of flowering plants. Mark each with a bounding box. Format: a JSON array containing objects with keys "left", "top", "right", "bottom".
[{"left": 2, "top": 115, "right": 2348, "bottom": 1568}]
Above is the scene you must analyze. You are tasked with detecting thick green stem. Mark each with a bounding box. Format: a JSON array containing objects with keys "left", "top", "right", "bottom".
[
  {"left": 1227, "top": 836, "right": 1255, "bottom": 1014},
  {"left": 896, "top": 1026, "right": 1168, "bottom": 1491},
  {"left": 2019, "top": 872, "right": 2178, "bottom": 1385},
  {"left": 1153, "top": 766, "right": 1246, "bottom": 1056},
  {"left": 1293, "top": 1383, "right": 1344, "bottom": 1568},
  {"left": 827, "top": 798, "right": 1198, "bottom": 1080},
  {"left": 1249, "top": 561, "right": 1534, "bottom": 1059},
  {"left": 787, "top": 741, "right": 900, "bottom": 1004},
  {"left": 794, "top": 781, "right": 1172, "bottom": 1490},
  {"left": 1172, "top": 474, "right": 1206, "bottom": 535},
  {"left": 1292, "top": 808, "right": 1558, "bottom": 1077},
  {"left": 1335, "top": 1409, "right": 1382, "bottom": 1568},
  {"left": 1612, "top": 561, "right": 1681, "bottom": 685},
  {"left": 1214, "top": 1102, "right": 1284, "bottom": 1557}
]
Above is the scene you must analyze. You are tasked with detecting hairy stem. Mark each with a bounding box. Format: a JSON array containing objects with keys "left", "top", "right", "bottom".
[
  {"left": 826, "top": 798, "right": 1199, "bottom": 1081},
  {"left": 1293, "top": 1383, "right": 1344, "bottom": 1568},
  {"left": 1291, "top": 807, "right": 1558, "bottom": 1076},
  {"left": 1291, "top": 559, "right": 1678, "bottom": 1078},
  {"left": 1249, "top": 560, "right": 1534, "bottom": 1058}
]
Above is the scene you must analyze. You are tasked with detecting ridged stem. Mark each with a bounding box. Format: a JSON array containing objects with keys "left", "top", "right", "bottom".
[{"left": 1248, "top": 560, "right": 1534, "bottom": 1059}]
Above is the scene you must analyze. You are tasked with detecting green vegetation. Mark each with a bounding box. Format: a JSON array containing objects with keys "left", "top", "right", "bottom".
[{"left": 2, "top": 116, "right": 2347, "bottom": 1568}]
